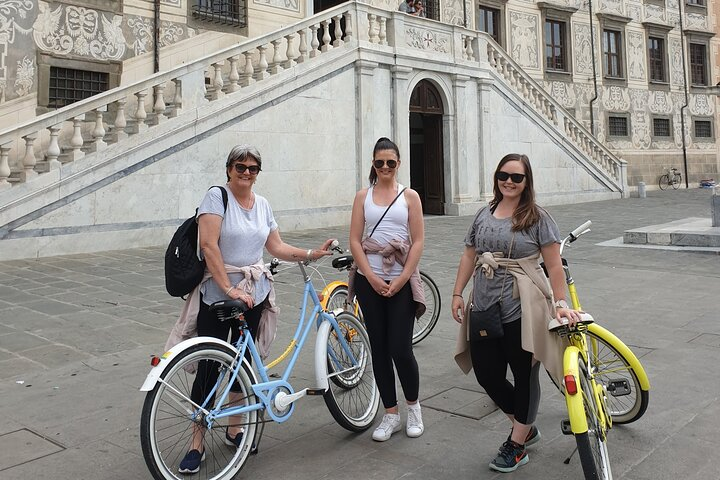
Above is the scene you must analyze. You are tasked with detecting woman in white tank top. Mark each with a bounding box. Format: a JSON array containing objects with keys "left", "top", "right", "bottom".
[{"left": 349, "top": 137, "right": 426, "bottom": 442}]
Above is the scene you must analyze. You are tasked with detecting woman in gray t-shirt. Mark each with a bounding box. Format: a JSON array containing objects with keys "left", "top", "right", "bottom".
[{"left": 450, "top": 154, "right": 581, "bottom": 473}]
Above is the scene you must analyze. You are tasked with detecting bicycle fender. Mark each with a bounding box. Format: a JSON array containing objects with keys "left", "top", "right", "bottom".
[
  {"left": 319, "top": 281, "right": 347, "bottom": 311},
  {"left": 587, "top": 323, "right": 650, "bottom": 390},
  {"left": 563, "top": 346, "right": 590, "bottom": 434},
  {"left": 313, "top": 320, "right": 332, "bottom": 392},
  {"left": 139, "top": 337, "right": 240, "bottom": 392}
]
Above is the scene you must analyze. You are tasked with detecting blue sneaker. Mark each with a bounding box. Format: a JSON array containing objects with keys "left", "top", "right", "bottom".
[
  {"left": 178, "top": 449, "right": 204, "bottom": 474},
  {"left": 225, "top": 427, "right": 258, "bottom": 454},
  {"left": 489, "top": 440, "right": 529, "bottom": 473},
  {"left": 507, "top": 425, "right": 541, "bottom": 447}
]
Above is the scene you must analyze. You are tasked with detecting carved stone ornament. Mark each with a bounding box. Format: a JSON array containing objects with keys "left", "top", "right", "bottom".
[
  {"left": 573, "top": 23, "right": 594, "bottom": 75},
  {"left": 405, "top": 28, "right": 450, "bottom": 53},
  {"left": 627, "top": 31, "right": 645, "bottom": 81},
  {"left": 509, "top": 11, "right": 539, "bottom": 68}
]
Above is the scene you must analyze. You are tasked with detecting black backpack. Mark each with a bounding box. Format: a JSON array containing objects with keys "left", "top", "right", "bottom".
[{"left": 164, "top": 186, "right": 228, "bottom": 297}]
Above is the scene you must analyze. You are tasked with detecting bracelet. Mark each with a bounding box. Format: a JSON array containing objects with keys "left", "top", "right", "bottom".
[
  {"left": 225, "top": 286, "right": 234, "bottom": 296},
  {"left": 452, "top": 293, "right": 463, "bottom": 298},
  {"left": 306, "top": 248, "right": 313, "bottom": 261}
]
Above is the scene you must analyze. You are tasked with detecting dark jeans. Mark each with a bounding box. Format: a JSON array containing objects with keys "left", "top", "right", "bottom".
[
  {"left": 354, "top": 273, "right": 419, "bottom": 409},
  {"left": 469, "top": 318, "right": 541, "bottom": 425}
]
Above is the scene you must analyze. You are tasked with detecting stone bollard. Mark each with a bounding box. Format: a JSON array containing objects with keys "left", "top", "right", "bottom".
[
  {"left": 713, "top": 185, "right": 720, "bottom": 227},
  {"left": 637, "top": 181, "right": 646, "bottom": 198}
]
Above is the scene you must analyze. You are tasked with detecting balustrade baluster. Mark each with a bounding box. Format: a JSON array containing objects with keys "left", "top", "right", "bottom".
[
  {"left": 20, "top": 133, "right": 38, "bottom": 182},
  {"left": 343, "top": 12, "right": 353, "bottom": 42},
  {"left": 284, "top": 34, "right": 297, "bottom": 68},
  {"left": 134, "top": 91, "right": 148, "bottom": 133},
  {"left": 109, "top": 98, "right": 128, "bottom": 142},
  {"left": 46, "top": 124, "right": 62, "bottom": 171},
  {"left": 210, "top": 62, "right": 225, "bottom": 99},
  {"left": 310, "top": 25, "right": 321, "bottom": 57},
  {"left": 227, "top": 56, "right": 241, "bottom": 92},
  {"left": 90, "top": 108, "right": 107, "bottom": 152},
  {"left": 333, "top": 15, "right": 344, "bottom": 47},
  {"left": 297, "top": 29, "right": 308, "bottom": 63},
  {"left": 368, "top": 15, "right": 379, "bottom": 44},
  {"left": 256, "top": 45, "right": 270, "bottom": 79},
  {"left": 379, "top": 17, "right": 387, "bottom": 46},
  {"left": 241, "top": 52, "right": 255, "bottom": 86},
  {"left": 64, "top": 115, "right": 85, "bottom": 161},
  {"left": 153, "top": 83, "right": 167, "bottom": 122},
  {"left": 465, "top": 36, "right": 474, "bottom": 61},
  {"left": 321, "top": 20, "right": 332, "bottom": 52},
  {"left": 0, "top": 142, "right": 11, "bottom": 190},
  {"left": 270, "top": 39, "right": 284, "bottom": 74},
  {"left": 550, "top": 105, "right": 558, "bottom": 125},
  {"left": 170, "top": 79, "right": 183, "bottom": 117},
  {"left": 487, "top": 46, "right": 497, "bottom": 68}
]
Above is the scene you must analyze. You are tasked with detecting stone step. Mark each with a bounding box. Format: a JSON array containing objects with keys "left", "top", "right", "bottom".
[{"left": 623, "top": 217, "right": 720, "bottom": 248}]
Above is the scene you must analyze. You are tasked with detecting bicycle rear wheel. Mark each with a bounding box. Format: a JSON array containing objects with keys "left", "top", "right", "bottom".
[
  {"left": 658, "top": 174, "right": 669, "bottom": 190},
  {"left": 140, "top": 344, "right": 259, "bottom": 480},
  {"left": 412, "top": 271, "right": 441, "bottom": 344},
  {"left": 326, "top": 285, "right": 364, "bottom": 321},
  {"left": 575, "top": 357, "right": 612, "bottom": 480},
  {"left": 586, "top": 329, "right": 649, "bottom": 424},
  {"left": 672, "top": 174, "right": 681, "bottom": 189},
  {"left": 323, "top": 312, "right": 379, "bottom": 431}
]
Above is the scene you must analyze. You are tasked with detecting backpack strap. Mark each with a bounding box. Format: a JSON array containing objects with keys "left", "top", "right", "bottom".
[{"left": 212, "top": 185, "right": 229, "bottom": 213}]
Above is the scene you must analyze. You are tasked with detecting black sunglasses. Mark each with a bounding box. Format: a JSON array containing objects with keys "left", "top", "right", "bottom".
[
  {"left": 233, "top": 164, "right": 261, "bottom": 175},
  {"left": 495, "top": 171, "right": 526, "bottom": 183},
  {"left": 373, "top": 159, "right": 398, "bottom": 169}
]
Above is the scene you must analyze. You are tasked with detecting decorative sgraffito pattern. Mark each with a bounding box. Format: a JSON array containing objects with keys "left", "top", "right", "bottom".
[
  {"left": 160, "top": 0, "right": 182, "bottom": 6},
  {"left": 573, "top": 24, "right": 594, "bottom": 75},
  {"left": 648, "top": 90, "right": 674, "bottom": 115},
  {"left": 127, "top": 16, "right": 189, "bottom": 56},
  {"left": 627, "top": 4, "right": 642, "bottom": 21},
  {"left": 549, "top": 81, "right": 576, "bottom": 109},
  {"left": 441, "top": 0, "right": 467, "bottom": 26},
  {"left": 690, "top": 94, "right": 713, "bottom": 116},
  {"left": 14, "top": 55, "right": 34, "bottom": 96},
  {"left": 629, "top": 88, "right": 648, "bottom": 112},
  {"left": 644, "top": 4, "right": 665, "bottom": 23},
  {"left": 33, "top": 2, "right": 126, "bottom": 61},
  {"left": 602, "top": 85, "right": 630, "bottom": 111},
  {"left": 599, "top": 0, "right": 624, "bottom": 15},
  {"left": 0, "top": 0, "right": 34, "bottom": 102},
  {"left": 509, "top": 11, "right": 538, "bottom": 69},
  {"left": 254, "top": 0, "right": 300, "bottom": 13},
  {"left": 685, "top": 13, "right": 708, "bottom": 30},
  {"left": 627, "top": 31, "right": 645, "bottom": 81},
  {"left": 670, "top": 38, "right": 683, "bottom": 86},
  {"left": 632, "top": 111, "right": 651, "bottom": 149},
  {"left": 405, "top": 28, "right": 450, "bottom": 53},
  {"left": 667, "top": 12, "right": 680, "bottom": 26}
]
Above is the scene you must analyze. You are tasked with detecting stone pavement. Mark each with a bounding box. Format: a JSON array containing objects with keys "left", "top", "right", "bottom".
[{"left": 1, "top": 188, "right": 718, "bottom": 480}]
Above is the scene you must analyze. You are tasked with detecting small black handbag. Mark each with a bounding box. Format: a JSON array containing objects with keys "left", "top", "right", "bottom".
[{"left": 467, "top": 233, "right": 515, "bottom": 342}]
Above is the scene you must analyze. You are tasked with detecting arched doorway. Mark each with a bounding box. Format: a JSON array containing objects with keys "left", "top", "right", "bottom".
[{"left": 409, "top": 80, "right": 445, "bottom": 215}]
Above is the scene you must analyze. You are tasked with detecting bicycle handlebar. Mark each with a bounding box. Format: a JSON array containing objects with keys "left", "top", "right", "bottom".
[{"left": 569, "top": 220, "right": 592, "bottom": 241}]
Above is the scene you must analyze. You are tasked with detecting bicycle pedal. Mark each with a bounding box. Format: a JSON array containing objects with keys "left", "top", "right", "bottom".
[
  {"left": 305, "top": 388, "right": 325, "bottom": 396},
  {"left": 560, "top": 419, "right": 573, "bottom": 435}
]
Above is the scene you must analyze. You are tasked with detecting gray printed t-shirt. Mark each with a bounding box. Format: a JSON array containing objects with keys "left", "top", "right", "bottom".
[
  {"left": 197, "top": 186, "right": 278, "bottom": 306},
  {"left": 464, "top": 206, "right": 560, "bottom": 323}
]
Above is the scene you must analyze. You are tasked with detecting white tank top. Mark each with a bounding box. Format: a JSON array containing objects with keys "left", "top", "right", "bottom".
[{"left": 361, "top": 184, "right": 409, "bottom": 280}]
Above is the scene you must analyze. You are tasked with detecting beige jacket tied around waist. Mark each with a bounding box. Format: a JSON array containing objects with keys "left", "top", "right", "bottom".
[{"left": 454, "top": 252, "right": 567, "bottom": 383}]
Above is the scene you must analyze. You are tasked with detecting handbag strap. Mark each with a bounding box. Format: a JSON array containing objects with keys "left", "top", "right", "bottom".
[{"left": 368, "top": 186, "right": 407, "bottom": 238}]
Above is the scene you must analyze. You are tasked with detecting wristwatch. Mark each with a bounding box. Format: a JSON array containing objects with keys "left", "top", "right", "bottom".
[{"left": 554, "top": 299, "right": 569, "bottom": 309}]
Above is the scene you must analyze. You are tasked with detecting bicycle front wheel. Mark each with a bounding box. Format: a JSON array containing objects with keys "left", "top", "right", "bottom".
[
  {"left": 658, "top": 174, "right": 669, "bottom": 190},
  {"left": 412, "top": 271, "right": 441, "bottom": 344},
  {"left": 586, "top": 329, "right": 649, "bottom": 424},
  {"left": 672, "top": 174, "right": 681, "bottom": 189},
  {"left": 140, "top": 343, "right": 259, "bottom": 480},
  {"left": 575, "top": 357, "right": 612, "bottom": 480},
  {"left": 326, "top": 285, "right": 364, "bottom": 322},
  {"left": 324, "top": 312, "right": 379, "bottom": 431}
]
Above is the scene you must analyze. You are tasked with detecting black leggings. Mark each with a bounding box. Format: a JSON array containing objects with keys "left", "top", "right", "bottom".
[
  {"left": 469, "top": 318, "right": 541, "bottom": 425},
  {"left": 354, "top": 273, "right": 419, "bottom": 409},
  {"left": 190, "top": 294, "right": 263, "bottom": 406}
]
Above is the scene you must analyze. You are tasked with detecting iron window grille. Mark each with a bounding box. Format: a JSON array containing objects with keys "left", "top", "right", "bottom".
[
  {"left": 608, "top": 116, "right": 629, "bottom": 137},
  {"left": 49, "top": 67, "right": 109, "bottom": 109},
  {"left": 545, "top": 20, "right": 567, "bottom": 71},
  {"left": 694, "top": 120, "right": 712, "bottom": 138},
  {"left": 192, "top": 0, "right": 247, "bottom": 27},
  {"left": 653, "top": 118, "right": 671, "bottom": 137},
  {"left": 421, "top": 0, "right": 440, "bottom": 21},
  {"left": 648, "top": 37, "right": 665, "bottom": 82},
  {"left": 689, "top": 43, "right": 707, "bottom": 86}
]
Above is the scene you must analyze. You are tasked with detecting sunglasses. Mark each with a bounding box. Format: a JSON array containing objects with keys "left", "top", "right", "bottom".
[
  {"left": 233, "top": 164, "right": 261, "bottom": 175},
  {"left": 495, "top": 171, "right": 526, "bottom": 183},
  {"left": 373, "top": 159, "right": 398, "bottom": 169}
]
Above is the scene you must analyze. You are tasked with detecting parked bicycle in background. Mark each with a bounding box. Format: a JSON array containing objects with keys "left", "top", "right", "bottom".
[{"left": 659, "top": 167, "right": 682, "bottom": 190}]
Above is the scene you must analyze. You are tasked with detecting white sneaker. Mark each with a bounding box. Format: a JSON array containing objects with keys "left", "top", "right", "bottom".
[
  {"left": 372, "top": 413, "right": 402, "bottom": 442},
  {"left": 406, "top": 404, "right": 424, "bottom": 438}
]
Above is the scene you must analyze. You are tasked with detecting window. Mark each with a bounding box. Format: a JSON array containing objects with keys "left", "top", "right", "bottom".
[
  {"left": 694, "top": 119, "right": 712, "bottom": 138},
  {"left": 192, "top": 0, "right": 247, "bottom": 27},
  {"left": 608, "top": 115, "right": 629, "bottom": 137},
  {"left": 689, "top": 43, "right": 707, "bottom": 86},
  {"left": 48, "top": 67, "right": 109, "bottom": 109},
  {"left": 545, "top": 20, "right": 567, "bottom": 71},
  {"left": 648, "top": 37, "right": 666, "bottom": 82},
  {"left": 603, "top": 30, "right": 623, "bottom": 78},
  {"left": 478, "top": 6, "right": 501, "bottom": 43},
  {"left": 652, "top": 117, "right": 671, "bottom": 137},
  {"left": 687, "top": 0, "right": 705, "bottom": 5}
]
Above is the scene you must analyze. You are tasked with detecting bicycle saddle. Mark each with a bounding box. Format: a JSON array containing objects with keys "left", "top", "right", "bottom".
[
  {"left": 332, "top": 255, "right": 354, "bottom": 269},
  {"left": 210, "top": 299, "right": 249, "bottom": 322},
  {"left": 548, "top": 312, "right": 594, "bottom": 331}
]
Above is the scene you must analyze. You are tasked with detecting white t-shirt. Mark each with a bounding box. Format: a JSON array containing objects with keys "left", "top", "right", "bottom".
[
  {"left": 360, "top": 184, "right": 409, "bottom": 280},
  {"left": 197, "top": 185, "right": 278, "bottom": 305}
]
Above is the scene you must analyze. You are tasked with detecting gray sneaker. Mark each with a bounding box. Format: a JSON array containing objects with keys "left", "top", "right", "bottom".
[{"left": 372, "top": 413, "right": 402, "bottom": 441}]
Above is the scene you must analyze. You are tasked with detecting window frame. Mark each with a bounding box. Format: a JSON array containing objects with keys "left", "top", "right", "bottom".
[
  {"left": 537, "top": 2, "right": 577, "bottom": 81},
  {"left": 607, "top": 112, "right": 631, "bottom": 139},
  {"left": 688, "top": 42, "right": 708, "bottom": 87},
  {"left": 651, "top": 115, "right": 673, "bottom": 139},
  {"left": 477, "top": 0, "right": 508, "bottom": 47},
  {"left": 598, "top": 13, "right": 631, "bottom": 85},
  {"left": 642, "top": 22, "right": 672, "bottom": 88},
  {"left": 692, "top": 117, "right": 714, "bottom": 140},
  {"left": 603, "top": 29, "right": 624, "bottom": 79},
  {"left": 188, "top": 0, "right": 249, "bottom": 33},
  {"left": 478, "top": 6, "right": 502, "bottom": 44}
]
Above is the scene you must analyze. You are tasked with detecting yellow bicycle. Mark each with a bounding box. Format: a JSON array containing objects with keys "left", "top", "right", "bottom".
[{"left": 549, "top": 221, "right": 651, "bottom": 479}]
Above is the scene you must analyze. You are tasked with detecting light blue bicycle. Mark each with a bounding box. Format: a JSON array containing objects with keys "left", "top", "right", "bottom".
[{"left": 139, "top": 257, "right": 379, "bottom": 480}]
